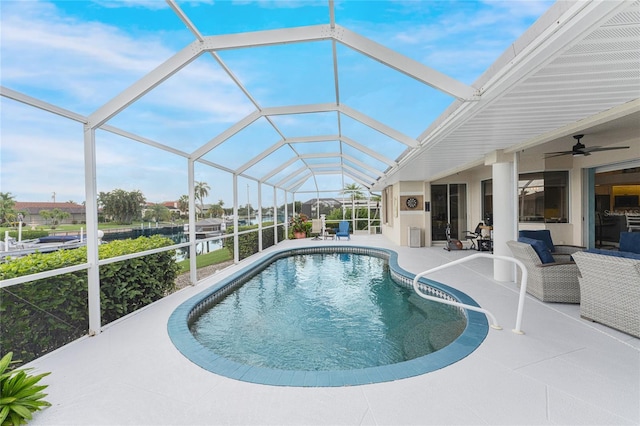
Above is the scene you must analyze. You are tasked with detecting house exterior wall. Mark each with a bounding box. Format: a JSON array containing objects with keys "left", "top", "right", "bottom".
[
  {"left": 14, "top": 202, "right": 87, "bottom": 226},
  {"left": 398, "top": 181, "right": 426, "bottom": 246},
  {"left": 384, "top": 132, "right": 639, "bottom": 249},
  {"left": 382, "top": 181, "right": 428, "bottom": 246}
]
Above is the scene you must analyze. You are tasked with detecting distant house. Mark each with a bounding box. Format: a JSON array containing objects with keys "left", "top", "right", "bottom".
[
  {"left": 184, "top": 218, "right": 233, "bottom": 238},
  {"left": 197, "top": 203, "right": 213, "bottom": 217},
  {"left": 14, "top": 202, "right": 86, "bottom": 226},
  {"left": 193, "top": 218, "right": 220, "bottom": 232},
  {"left": 161, "top": 201, "right": 182, "bottom": 215},
  {"left": 300, "top": 198, "right": 343, "bottom": 218}
]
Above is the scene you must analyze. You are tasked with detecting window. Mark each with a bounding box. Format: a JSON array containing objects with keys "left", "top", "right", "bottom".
[
  {"left": 518, "top": 171, "right": 568, "bottom": 223},
  {"left": 383, "top": 186, "right": 392, "bottom": 224},
  {"left": 482, "top": 179, "right": 493, "bottom": 225}
]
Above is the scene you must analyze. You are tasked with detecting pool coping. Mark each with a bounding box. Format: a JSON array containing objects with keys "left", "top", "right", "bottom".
[{"left": 167, "top": 245, "right": 489, "bottom": 387}]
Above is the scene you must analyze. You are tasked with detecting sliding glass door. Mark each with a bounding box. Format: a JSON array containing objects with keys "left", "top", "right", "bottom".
[{"left": 431, "top": 184, "right": 467, "bottom": 241}]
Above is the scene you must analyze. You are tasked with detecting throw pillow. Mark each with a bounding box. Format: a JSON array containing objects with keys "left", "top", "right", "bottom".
[
  {"left": 619, "top": 232, "right": 640, "bottom": 254},
  {"left": 518, "top": 230, "right": 555, "bottom": 252},
  {"left": 518, "top": 236, "right": 555, "bottom": 264}
]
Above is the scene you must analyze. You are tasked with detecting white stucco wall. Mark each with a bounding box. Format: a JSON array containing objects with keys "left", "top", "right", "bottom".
[{"left": 383, "top": 132, "right": 639, "bottom": 249}]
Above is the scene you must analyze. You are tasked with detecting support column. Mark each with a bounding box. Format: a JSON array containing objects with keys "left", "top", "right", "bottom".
[
  {"left": 424, "top": 182, "right": 432, "bottom": 246},
  {"left": 233, "top": 175, "right": 239, "bottom": 263},
  {"left": 487, "top": 151, "right": 518, "bottom": 282},
  {"left": 257, "top": 182, "right": 263, "bottom": 252},
  {"left": 273, "top": 186, "right": 278, "bottom": 245},
  {"left": 83, "top": 125, "right": 100, "bottom": 335},
  {"left": 187, "top": 159, "right": 197, "bottom": 285},
  {"left": 284, "top": 191, "right": 289, "bottom": 237}
]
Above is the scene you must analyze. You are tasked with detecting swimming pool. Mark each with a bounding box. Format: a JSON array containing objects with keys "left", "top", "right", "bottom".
[{"left": 168, "top": 246, "right": 489, "bottom": 387}]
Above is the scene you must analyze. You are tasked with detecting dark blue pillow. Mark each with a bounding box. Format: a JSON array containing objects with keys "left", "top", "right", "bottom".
[
  {"left": 518, "top": 236, "right": 555, "bottom": 264},
  {"left": 619, "top": 232, "right": 640, "bottom": 254},
  {"left": 519, "top": 230, "right": 555, "bottom": 252}
]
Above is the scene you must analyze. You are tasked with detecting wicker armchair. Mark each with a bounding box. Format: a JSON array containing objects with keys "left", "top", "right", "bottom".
[
  {"left": 518, "top": 230, "right": 584, "bottom": 262},
  {"left": 507, "top": 240, "right": 581, "bottom": 303},
  {"left": 572, "top": 251, "right": 640, "bottom": 338}
]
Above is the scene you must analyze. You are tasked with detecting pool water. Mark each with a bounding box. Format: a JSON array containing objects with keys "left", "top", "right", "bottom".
[{"left": 189, "top": 253, "right": 466, "bottom": 371}]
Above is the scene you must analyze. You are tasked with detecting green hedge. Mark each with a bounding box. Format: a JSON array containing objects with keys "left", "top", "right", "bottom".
[
  {"left": 0, "top": 230, "right": 49, "bottom": 241},
  {"left": 224, "top": 222, "right": 285, "bottom": 260},
  {"left": 0, "top": 235, "right": 179, "bottom": 365}
]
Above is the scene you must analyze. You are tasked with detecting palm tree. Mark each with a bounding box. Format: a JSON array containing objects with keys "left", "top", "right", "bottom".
[
  {"left": 178, "top": 195, "right": 189, "bottom": 217},
  {"left": 0, "top": 192, "right": 16, "bottom": 224},
  {"left": 342, "top": 183, "right": 363, "bottom": 222},
  {"left": 343, "top": 183, "right": 363, "bottom": 200},
  {"left": 214, "top": 199, "right": 225, "bottom": 218},
  {"left": 194, "top": 181, "right": 210, "bottom": 219}
]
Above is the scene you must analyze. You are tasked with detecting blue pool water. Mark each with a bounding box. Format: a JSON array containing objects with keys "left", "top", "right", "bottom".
[
  {"left": 168, "top": 246, "right": 489, "bottom": 387},
  {"left": 190, "top": 253, "right": 466, "bottom": 370}
]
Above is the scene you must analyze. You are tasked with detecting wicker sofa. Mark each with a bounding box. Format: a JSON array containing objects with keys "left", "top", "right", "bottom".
[
  {"left": 572, "top": 233, "right": 640, "bottom": 338},
  {"left": 507, "top": 240, "right": 581, "bottom": 303}
]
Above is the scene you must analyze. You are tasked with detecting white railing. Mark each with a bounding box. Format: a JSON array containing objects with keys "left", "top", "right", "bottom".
[{"left": 412, "top": 253, "right": 528, "bottom": 334}]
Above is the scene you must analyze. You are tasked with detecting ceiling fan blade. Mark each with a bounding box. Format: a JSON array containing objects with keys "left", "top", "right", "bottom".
[
  {"left": 584, "top": 146, "right": 630, "bottom": 153},
  {"left": 544, "top": 133, "right": 629, "bottom": 158},
  {"left": 544, "top": 152, "right": 573, "bottom": 158},
  {"left": 544, "top": 149, "right": 574, "bottom": 155}
]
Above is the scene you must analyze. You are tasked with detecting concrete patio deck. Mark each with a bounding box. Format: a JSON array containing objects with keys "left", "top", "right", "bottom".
[{"left": 27, "top": 234, "right": 639, "bottom": 425}]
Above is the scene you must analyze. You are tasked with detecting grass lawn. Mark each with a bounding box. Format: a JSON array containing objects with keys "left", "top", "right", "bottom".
[{"left": 176, "top": 248, "right": 232, "bottom": 274}]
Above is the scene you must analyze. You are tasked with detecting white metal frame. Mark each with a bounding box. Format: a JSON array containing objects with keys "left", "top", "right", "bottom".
[
  {"left": 1, "top": 0, "right": 637, "bottom": 339},
  {"left": 412, "top": 253, "right": 529, "bottom": 334}
]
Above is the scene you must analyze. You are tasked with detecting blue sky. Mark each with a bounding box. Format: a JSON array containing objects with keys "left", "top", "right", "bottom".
[{"left": 0, "top": 0, "right": 553, "bottom": 207}]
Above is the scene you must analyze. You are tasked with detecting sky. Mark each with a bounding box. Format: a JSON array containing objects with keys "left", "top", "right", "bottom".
[{"left": 0, "top": 0, "right": 553, "bottom": 208}]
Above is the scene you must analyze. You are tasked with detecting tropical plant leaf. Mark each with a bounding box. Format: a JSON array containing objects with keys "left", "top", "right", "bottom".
[
  {"left": 7, "top": 403, "right": 32, "bottom": 420},
  {"left": 0, "top": 352, "right": 11, "bottom": 375},
  {"left": 0, "top": 352, "right": 50, "bottom": 425},
  {"left": 12, "top": 382, "right": 49, "bottom": 400},
  {"left": 0, "top": 405, "right": 9, "bottom": 424}
]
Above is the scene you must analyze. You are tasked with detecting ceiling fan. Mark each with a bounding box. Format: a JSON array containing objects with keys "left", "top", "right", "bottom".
[{"left": 545, "top": 134, "right": 630, "bottom": 158}]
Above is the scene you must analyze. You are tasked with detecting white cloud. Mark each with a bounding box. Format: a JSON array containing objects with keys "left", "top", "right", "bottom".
[
  {"left": 1, "top": 3, "right": 175, "bottom": 113},
  {"left": 232, "top": 0, "right": 325, "bottom": 9},
  {"left": 91, "top": 0, "right": 171, "bottom": 10},
  {"left": 0, "top": 114, "right": 86, "bottom": 202},
  {"left": 0, "top": 0, "right": 252, "bottom": 121}
]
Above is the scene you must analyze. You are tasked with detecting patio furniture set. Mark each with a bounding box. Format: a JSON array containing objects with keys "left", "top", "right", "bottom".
[
  {"left": 311, "top": 219, "right": 351, "bottom": 240},
  {"left": 507, "top": 229, "right": 640, "bottom": 338}
]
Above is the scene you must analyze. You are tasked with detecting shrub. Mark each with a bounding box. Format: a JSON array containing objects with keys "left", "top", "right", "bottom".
[
  {"left": 224, "top": 222, "right": 284, "bottom": 260},
  {"left": 0, "top": 352, "right": 51, "bottom": 425},
  {"left": 224, "top": 224, "right": 259, "bottom": 260},
  {"left": 0, "top": 235, "right": 179, "bottom": 365},
  {"left": 0, "top": 230, "right": 49, "bottom": 242}
]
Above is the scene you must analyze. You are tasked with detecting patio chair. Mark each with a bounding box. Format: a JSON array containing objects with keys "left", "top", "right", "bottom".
[
  {"left": 626, "top": 213, "right": 640, "bottom": 232},
  {"left": 311, "top": 219, "right": 323, "bottom": 240},
  {"left": 517, "top": 229, "right": 584, "bottom": 262},
  {"left": 336, "top": 221, "right": 350, "bottom": 240},
  {"left": 506, "top": 240, "right": 581, "bottom": 303},
  {"left": 463, "top": 222, "right": 483, "bottom": 250}
]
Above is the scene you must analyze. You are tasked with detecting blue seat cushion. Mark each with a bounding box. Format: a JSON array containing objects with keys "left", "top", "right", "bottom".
[
  {"left": 619, "top": 232, "right": 640, "bottom": 254},
  {"left": 518, "top": 236, "right": 555, "bottom": 264},
  {"left": 586, "top": 248, "right": 640, "bottom": 260},
  {"left": 518, "top": 230, "right": 555, "bottom": 252}
]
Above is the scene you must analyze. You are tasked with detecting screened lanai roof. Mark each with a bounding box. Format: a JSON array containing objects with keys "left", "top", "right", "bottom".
[{"left": 1, "top": 0, "right": 638, "bottom": 202}]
